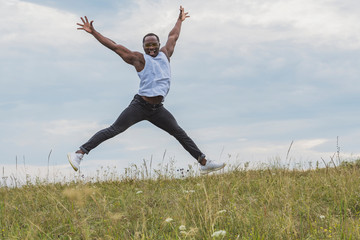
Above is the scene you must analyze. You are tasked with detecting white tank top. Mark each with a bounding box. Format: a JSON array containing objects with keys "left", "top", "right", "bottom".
[{"left": 137, "top": 52, "right": 171, "bottom": 98}]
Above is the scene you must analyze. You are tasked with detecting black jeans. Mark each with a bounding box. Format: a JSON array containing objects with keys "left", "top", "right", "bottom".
[{"left": 80, "top": 94, "right": 205, "bottom": 162}]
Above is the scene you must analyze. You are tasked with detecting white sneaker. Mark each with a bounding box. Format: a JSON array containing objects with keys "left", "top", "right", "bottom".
[
  {"left": 67, "top": 152, "right": 83, "bottom": 171},
  {"left": 200, "top": 160, "right": 226, "bottom": 175}
]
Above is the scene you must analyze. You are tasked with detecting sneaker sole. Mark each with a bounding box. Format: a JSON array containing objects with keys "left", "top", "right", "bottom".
[
  {"left": 67, "top": 153, "right": 79, "bottom": 172},
  {"left": 200, "top": 164, "right": 226, "bottom": 175}
]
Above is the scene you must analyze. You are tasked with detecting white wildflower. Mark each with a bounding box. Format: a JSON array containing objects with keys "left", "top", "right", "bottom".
[
  {"left": 136, "top": 191, "right": 143, "bottom": 194},
  {"left": 165, "top": 217, "right": 173, "bottom": 223},
  {"left": 211, "top": 230, "right": 226, "bottom": 237},
  {"left": 319, "top": 215, "right": 325, "bottom": 220},
  {"left": 217, "top": 210, "right": 227, "bottom": 214},
  {"left": 183, "top": 190, "right": 195, "bottom": 193},
  {"left": 179, "top": 225, "right": 186, "bottom": 231}
]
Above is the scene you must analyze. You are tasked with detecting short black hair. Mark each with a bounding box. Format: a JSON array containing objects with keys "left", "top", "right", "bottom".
[{"left": 143, "top": 33, "right": 160, "bottom": 44}]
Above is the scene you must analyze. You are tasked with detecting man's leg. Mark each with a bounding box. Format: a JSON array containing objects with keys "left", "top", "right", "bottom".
[
  {"left": 68, "top": 97, "right": 146, "bottom": 171},
  {"left": 148, "top": 105, "right": 226, "bottom": 174},
  {"left": 80, "top": 98, "right": 146, "bottom": 154},
  {"left": 148, "top": 106, "right": 205, "bottom": 163}
]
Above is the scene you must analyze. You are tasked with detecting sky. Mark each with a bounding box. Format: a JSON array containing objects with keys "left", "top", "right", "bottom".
[{"left": 1, "top": 0, "right": 359, "bottom": 183}]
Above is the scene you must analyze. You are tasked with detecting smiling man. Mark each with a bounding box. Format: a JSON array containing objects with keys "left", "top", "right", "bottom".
[{"left": 67, "top": 6, "right": 225, "bottom": 174}]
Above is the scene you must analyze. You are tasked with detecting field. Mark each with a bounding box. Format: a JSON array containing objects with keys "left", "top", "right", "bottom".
[{"left": 1, "top": 160, "right": 360, "bottom": 239}]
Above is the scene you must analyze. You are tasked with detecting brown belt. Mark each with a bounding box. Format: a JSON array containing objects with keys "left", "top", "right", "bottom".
[{"left": 141, "top": 96, "right": 163, "bottom": 104}]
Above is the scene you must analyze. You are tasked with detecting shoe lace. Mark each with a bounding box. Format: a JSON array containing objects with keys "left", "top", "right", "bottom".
[
  {"left": 205, "top": 159, "right": 214, "bottom": 166},
  {"left": 77, "top": 153, "right": 84, "bottom": 161}
]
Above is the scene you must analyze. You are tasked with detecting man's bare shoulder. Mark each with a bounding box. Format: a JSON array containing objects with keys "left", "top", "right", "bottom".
[
  {"left": 131, "top": 51, "right": 146, "bottom": 72},
  {"left": 131, "top": 51, "right": 144, "bottom": 62},
  {"left": 160, "top": 48, "right": 171, "bottom": 61}
]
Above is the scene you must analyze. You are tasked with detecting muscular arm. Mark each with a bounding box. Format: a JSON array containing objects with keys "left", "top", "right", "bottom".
[
  {"left": 77, "top": 16, "right": 144, "bottom": 72},
  {"left": 161, "top": 6, "right": 190, "bottom": 59}
]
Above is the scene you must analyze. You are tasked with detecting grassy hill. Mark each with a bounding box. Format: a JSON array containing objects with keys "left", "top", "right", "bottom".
[{"left": 1, "top": 162, "right": 360, "bottom": 239}]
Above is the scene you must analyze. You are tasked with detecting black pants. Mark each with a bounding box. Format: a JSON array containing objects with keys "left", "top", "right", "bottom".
[{"left": 80, "top": 94, "right": 205, "bottom": 162}]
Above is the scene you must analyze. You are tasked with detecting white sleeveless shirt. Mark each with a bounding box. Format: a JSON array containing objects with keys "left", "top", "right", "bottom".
[{"left": 137, "top": 52, "right": 171, "bottom": 98}]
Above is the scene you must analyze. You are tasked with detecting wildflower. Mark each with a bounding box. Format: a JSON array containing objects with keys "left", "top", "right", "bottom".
[
  {"left": 165, "top": 217, "right": 173, "bottom": 223},
  {"left": 179, "top": 225, "right": 186, "bottom": 231},
  {"left": 319, "top": 215, "right": 325, "bottom": 220},
  {"left": 183, "top": 190, "right": 195, "bottom": 193},
  {"left": 217, "top": 210, "right": 227, "bottom": 214},
  {"left": 211, "top": 230, "right": 226, "bottom": 237},
  {"left": 136, "top": 191, "right": 143, "bottom": 194}
]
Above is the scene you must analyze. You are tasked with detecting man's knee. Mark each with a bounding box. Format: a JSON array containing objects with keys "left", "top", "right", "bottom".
[
  {"left": 170, "top": 126, "right": 188, "bottom": 138},
  {"left": 107, "top": 125, "right": 125, "bottom": 136}
]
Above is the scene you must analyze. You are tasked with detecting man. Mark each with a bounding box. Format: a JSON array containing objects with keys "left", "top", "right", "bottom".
[{"left": 67, "top": 6, "right": 225, "bottom": 174}]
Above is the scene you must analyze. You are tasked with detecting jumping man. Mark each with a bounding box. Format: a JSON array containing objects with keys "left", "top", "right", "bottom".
[{"left": 67, "top": 6, "right": 225, "bottom": 174}]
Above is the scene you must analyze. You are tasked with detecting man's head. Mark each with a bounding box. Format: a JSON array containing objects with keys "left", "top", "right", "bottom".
[{"left": 143, "top": 33, "right": 160, "bottom": 57}]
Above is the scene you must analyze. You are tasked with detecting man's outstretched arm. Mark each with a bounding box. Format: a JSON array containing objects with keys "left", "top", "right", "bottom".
[
  {"left": 161, "top": 6, "right": 190, "bottom": 59},
  {"left": 77, "top": 16, "right": 144, "bottom": 71}
]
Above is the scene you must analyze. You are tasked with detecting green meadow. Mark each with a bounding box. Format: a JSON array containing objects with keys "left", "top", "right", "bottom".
[{"left": 1, "top": 160, "right": 360, "bottom": 239}]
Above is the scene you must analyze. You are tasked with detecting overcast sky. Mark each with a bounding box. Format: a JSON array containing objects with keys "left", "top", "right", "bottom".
[{"left": 1, "top": 0, "right": 359, "bottom": 182}]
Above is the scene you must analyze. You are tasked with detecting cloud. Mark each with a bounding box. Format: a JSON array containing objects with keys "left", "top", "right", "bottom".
[
  {"left": 295, "top": 139, "right": 329, "bottom": 149},
  {"left": 178, "top": 0, "right": 360, "bottom": 54},
  {"left": 249, "top": 0, "right": 360, "bottom": 48},
  {"left": 44, "top": 119, "right": 104, "bottom": 136},
  {"left": 0, "top": 0, "right": 81, "bottom": 48},
  {"left": 1, "top": 119, "right": 103, "bottom": 148}
]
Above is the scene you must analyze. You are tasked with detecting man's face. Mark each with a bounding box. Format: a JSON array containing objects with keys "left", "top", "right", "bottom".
[{"left": 143, "top": 36, "right": 160, "bottom": 57}]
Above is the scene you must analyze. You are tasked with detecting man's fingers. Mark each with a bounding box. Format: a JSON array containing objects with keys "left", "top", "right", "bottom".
[
  {"left": 80, "top": 16, "right": 89, "bottom": 24},
  {"left": 179, "top": 6, "right": 189, "bottom": 20},
  {"left": 77, "top": 22, "right": 84, "bottom": 30}
]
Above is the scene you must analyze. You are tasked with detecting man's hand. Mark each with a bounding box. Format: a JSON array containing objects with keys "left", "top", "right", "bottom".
[
  {"left": 179, "top": 6, "right": 190, "bottom": 22},
  {"left": 77, "top": 16, "right": 94, "bottom": 34}
]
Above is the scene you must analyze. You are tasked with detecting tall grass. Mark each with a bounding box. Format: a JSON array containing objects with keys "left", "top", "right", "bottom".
[{"left": 1, "top": 160, "right": 360, "bottom": 239}]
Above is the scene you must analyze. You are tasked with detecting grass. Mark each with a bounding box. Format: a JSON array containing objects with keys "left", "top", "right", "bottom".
[{"left": 1, "top": 160, "right": 360, "bottom": 239}]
